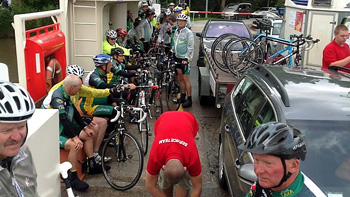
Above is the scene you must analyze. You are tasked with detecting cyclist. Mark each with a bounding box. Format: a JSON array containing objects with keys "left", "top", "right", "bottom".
[
  {"left": 110, "top": 48, "right": 141, "bottom": 84},
  {"left": 116, "top": 28, "right": 128, "bottom": 48},
  {"left": 103, "top": 29, "right": 132, "bottom": 56},
  {"left": 145, "top": 111, "right": 202, "bottom": 197},
  {"left": 172, "top": 13, "right": 194, "bottom": 108},
  {"left": 82, "top": 54, "right": 135, "bottom": 117},
  {"left": 181, "top": 3, "right": 191, "bottom": 29},
  {"left": 173, "top": 6, "right": 183, "bottom": 18},
  {"left": 167, "top": 2, "right": 175, "bottom": 13},
  {"left": 42, "top": 64, "right": 116, "bottom": 164},
  {"left": 125, "top": 18, "right": 144, "bottom": 52},
  {"left": 46, "top": 75, "right": 110, "bottom": 191},
  {"left": 139, "top": 9, "right": 155, "bottom": 52},
  {"left": 239, "top": 122, "right": 324, "bottom": 197},
  {"left": 138, "top": 2, "right": 149, "bottom": 20},
  {"left": 127, "top": 10, "right": 134, "bottom": 32},
  {"left": 0, "top": 81, "right": 38, "bottom": 196},
  {"left": 156, "top": 9, "right": 172, "bottom": 53}
]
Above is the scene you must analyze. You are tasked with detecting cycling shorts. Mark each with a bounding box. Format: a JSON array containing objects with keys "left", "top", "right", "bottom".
[
  {"left": 158, "top": 169, "right": 192, "bottom": 190},
  {"left": 59, "top": 124, "right": 81, "bottom": 148},
  {"left": 175, "top": 57, "right": 190, "bottom": 75}
]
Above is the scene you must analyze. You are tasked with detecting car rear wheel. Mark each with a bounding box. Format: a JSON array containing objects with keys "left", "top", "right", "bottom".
[{"left": 218, "top": 138, "right": 228, "bottom": 190}]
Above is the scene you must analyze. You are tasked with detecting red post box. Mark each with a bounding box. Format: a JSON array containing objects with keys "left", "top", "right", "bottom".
[{"left": 24, "top": 23, "right": 66, "bottom": 103}]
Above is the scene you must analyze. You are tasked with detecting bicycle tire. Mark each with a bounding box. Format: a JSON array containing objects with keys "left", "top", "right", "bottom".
[
  {"left": 211, "top": 34, "right": 240, "bottom": 73},
  {"left": 137, "top": 111, "right": 149, "bottom": 155},
  {"left": 150, "top": 88, "right": 164, "bottom": 119},
  {"left": 101, "top": 131, "right": 144, "bottom": 191},
  {"left": 238, "top": 40, "right": 264, "bottom": 70},
  {"left": 166, "top": 78, "right": 182, "bottom": 111},
  {"left": 147, "top": 47, "right": 165, "bottom": 69},
  {"left": 225, "top": 38, "right": 264, "bottom": 74},
  {"left": 222, "top": 35, "right": 243, "bottom": 67},
  {"left": 224, "top": 38, "right": 251, "bottom": 74}
]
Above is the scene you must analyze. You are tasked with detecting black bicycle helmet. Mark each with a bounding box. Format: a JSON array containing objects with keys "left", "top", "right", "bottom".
[
  {"left": 238, "top": 122, "right": 307, "bottom": 161},
  {"left": 0, "top": 81, "right": 35, "bottom": 123},
  {"left": 110, "top": 47, "right": 124, "bottom": 56}
]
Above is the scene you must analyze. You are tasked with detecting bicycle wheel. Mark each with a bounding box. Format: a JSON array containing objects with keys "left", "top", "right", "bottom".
[
  {"left": 166, "top": 78, "right": 182, "bottom": 111},
  {"left": 137, "top": 110, "right": 149, "bottom": 155},
  {"left": 150, "top": 88, "right": 164, "bottom": 119},
  {"left": 225, "top": 38, "right": 264, "bottom": 74},
  {"left": 147, "top": 47, "right": 160, "bottom": 69},
  {"left": 101, "top": 131, "right": 144, "bottom": 191},
  {"left": 211, "top": 34, "right": 240, "bottom": 73}
]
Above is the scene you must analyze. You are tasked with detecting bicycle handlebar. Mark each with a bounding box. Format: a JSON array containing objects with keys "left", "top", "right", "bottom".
[{"left": 110, "top": 106, "right": 148, "bottom": 123}]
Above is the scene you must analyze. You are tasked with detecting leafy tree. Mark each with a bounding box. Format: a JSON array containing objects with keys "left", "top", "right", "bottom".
[{"left": 0, "top": 8, "right": 13, "bottom": 37}]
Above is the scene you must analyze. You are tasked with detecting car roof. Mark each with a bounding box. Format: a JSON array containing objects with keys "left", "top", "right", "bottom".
[
  {"left": 227, "top": 2, "right": 251, "bottom": 6},
  {"left": 247, "top": 66, "right": 350, "bottom": 121}
]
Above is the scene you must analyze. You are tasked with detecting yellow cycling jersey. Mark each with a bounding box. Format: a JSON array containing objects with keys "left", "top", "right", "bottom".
[
  {"left": 44, "top": 80, "right": 110, "bottom": 108},
  {"left": 103, "top": 39, "right": 131, "bottom": 56}
]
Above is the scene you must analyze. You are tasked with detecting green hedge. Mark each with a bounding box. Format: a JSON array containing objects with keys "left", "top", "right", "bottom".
[{"left": 0, "top": 8, "right": 13, "bottom": 37}]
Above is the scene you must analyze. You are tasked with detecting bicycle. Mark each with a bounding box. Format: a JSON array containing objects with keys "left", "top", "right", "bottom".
[
  {"left": 133, "top": 69, "right": 161, "bottom": 155},
  {"left": 101, "top": 101, "right": 146, "bottom": 191},
  {"left": 160, "top": 55, "right": 182, "bottom": 111}
]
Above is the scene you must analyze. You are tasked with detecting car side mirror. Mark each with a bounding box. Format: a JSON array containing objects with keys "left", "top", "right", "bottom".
[
  {"left": 238, "top": 163, "right": 256, "bottom": 183},
  {"left": 196, "top": 32, "right": 203, "bottom": 37}
]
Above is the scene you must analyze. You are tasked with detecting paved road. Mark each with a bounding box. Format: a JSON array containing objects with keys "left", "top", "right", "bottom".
[{"left": 61, "top": 19, "right": 256, "bottom": 197}]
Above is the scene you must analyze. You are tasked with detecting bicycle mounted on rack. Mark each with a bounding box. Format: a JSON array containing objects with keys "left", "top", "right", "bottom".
[{"left": 210, "top": 19, "right": 320, "bottom": 77}]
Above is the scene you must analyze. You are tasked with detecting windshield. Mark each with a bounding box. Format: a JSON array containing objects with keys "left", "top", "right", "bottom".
[
  {"left": 272, "top": 23, "right": 282, "bottom": 35},
  {"left": 227, "top": 5, "right": 238, "bottom": 10},
  {"left": 205, "top": 22, "right": 250, "bottom": 38},
  {"left": 287, "top": 119, "right": 350, "bottom": 196}
]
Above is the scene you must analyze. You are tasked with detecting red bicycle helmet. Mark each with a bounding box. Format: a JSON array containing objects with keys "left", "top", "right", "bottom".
[{"left": 117, "top": 28, "right": 127, "bottom": 38}]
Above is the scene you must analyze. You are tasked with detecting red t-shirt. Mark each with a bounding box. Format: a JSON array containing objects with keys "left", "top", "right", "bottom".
[
  {"left": 146, "top": 111, "right": 201, "bottom": 177},
  {"left": 322, "top": 40, "right": 350, "bottom": 69}
]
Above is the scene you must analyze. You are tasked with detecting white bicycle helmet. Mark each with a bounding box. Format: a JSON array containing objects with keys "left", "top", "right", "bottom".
[
  {"left": 105, "top": 29, "right": 117, "bottom": 39},
  {"left": 0, "top": 81, "right": 35, "bottom": 123},
  {"left": 176, "top": 13, "right": 188, "bottom": 21},
  {"left": 66, "top": 64, "right": 85, "bottom": 79}
]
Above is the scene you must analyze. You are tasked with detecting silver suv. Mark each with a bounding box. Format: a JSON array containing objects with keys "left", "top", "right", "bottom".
[{"left": 218, "top": 65, "right": 350, "bottom": 196}]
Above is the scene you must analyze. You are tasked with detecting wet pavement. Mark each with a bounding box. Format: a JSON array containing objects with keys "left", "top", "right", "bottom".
[{"left": 59, "top": 19, "right": 257, "bottom": 197}]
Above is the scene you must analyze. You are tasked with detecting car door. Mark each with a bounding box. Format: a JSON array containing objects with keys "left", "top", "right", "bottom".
[{"left": 224, "top": 77, "right": 277, "bottom": 196}]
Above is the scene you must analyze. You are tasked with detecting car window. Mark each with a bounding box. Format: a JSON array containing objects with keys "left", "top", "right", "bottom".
[
  {"left": 272, "top": 23, "right": 282, "bottom": 35},
  {"left": 227, "top": 5, "right": 238, "bottom": 10},
  {"left": 234, "top": 79, "right": 266, "bottom": 136},
  {"left": 205, "top": 22, "right": 250, "bottom": 38}
]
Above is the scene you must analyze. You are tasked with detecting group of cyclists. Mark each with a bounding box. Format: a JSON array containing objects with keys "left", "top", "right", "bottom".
[
  {"left": 37, "top": 1, "right": 196, "bottom": 192},
  {"left": 0, "top": 2, "right": 323, "bottom": 196}
]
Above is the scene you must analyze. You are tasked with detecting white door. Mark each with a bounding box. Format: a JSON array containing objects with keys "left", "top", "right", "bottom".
[{"left": 305, "top": 11, "right": 337, "bottom": 67}]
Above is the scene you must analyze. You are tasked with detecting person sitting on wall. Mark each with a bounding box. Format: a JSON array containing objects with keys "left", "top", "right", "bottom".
[
  {"left": 42, "top": 64, "right": 117, "bottom": 165},
  {"left": 45, "top": 54, "right": 63, "bottom": 92},
  {"left": 45, "top": 74, "right": 110, "bottom": 192}
]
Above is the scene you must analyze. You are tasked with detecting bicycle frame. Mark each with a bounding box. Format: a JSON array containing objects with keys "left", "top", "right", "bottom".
[{"left": 251, "top": 33, "right": 294, "bottom": 67}]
